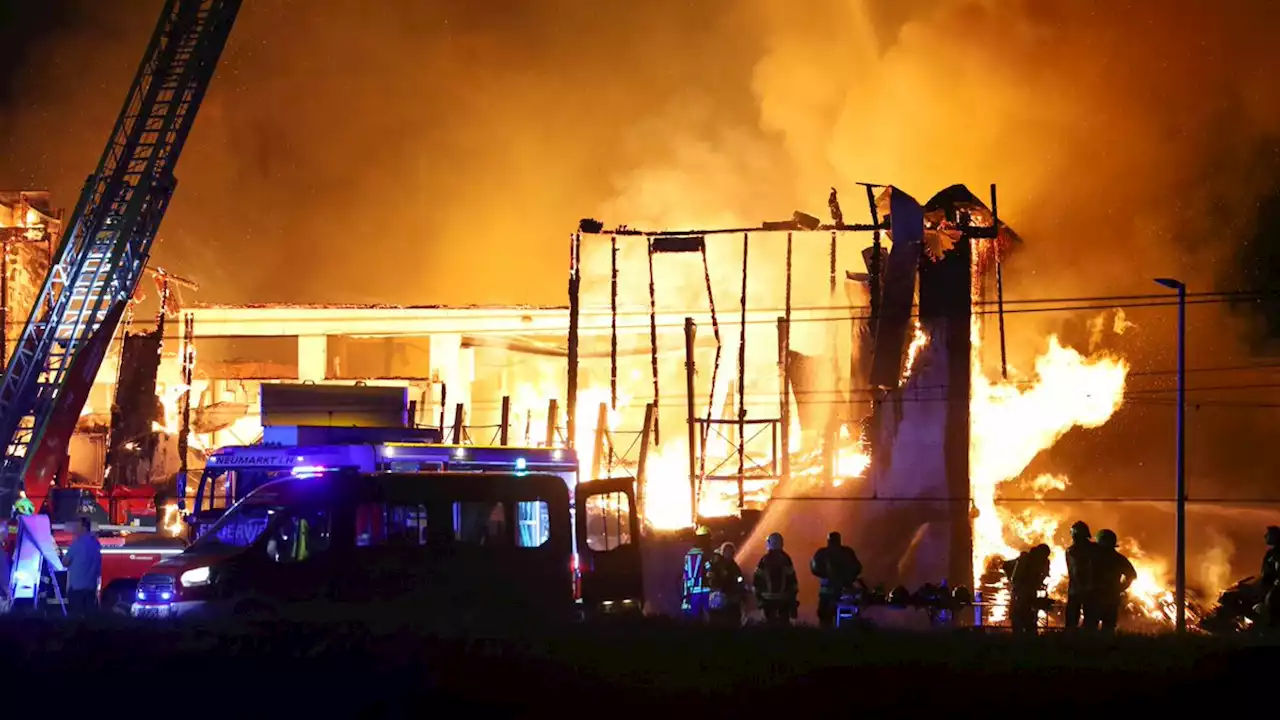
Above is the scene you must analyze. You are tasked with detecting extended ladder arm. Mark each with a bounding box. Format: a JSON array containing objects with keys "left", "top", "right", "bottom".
[{"left": 0, "top": 0, "right": 242, "bottom": 508}]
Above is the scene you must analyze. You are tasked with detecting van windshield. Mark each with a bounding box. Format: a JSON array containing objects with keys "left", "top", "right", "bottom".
[{"left": 189, "top": 502, "right": 277, "bottom": 552}]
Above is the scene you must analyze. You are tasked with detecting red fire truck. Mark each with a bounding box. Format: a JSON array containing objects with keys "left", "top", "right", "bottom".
[{"left": 3, "top": 518, "right": 185, "bottom": 614}]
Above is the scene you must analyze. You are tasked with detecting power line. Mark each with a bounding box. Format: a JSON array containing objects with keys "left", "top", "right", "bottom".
[
  {"left": 17, "top": 294, "right": 1268, "bottom": 342},
  {"left": 9, "top": 287, "right": 1273, "bottom": 332}
]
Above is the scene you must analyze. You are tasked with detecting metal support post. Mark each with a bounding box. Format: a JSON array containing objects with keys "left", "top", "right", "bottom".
[
  {"left": 637, "top": 402, "right": 655, "bottom": 521},
  {"left": 684, "top": 317, "right": 698, "bottom": 524},
  {"left": 992, "top": 184, "right": 1007, "bottom": 380},
  {"left": 545, "top": 399, "right": 558, "bottom": 447},
  {"left": 567, "top": 232, "right": 582, "bottom": 450},
  {"left": 499, "top": 395, "right": 510, "bottom": 445},
  {"left": 1155, "top": 277, "right": 1187, "bottom": 632},
  {"left": 737, "top": 233, "right": 749, "bottom": 511}
]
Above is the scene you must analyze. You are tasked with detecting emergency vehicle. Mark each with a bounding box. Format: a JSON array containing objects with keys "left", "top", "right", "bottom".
[
  {"left": 183, "top": 440, "right": 580, "bottom": 538},
  {"left": 133, "top": 470, "right": 642, "bottom": 621}
]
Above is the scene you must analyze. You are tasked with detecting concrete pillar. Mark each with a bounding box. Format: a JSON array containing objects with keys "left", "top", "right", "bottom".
[
  {"left": 298, "top": 335, "right": 327, "bottom": 382},
  {"left": 429, "top": 333, "right": 470, "bottom": 422}
]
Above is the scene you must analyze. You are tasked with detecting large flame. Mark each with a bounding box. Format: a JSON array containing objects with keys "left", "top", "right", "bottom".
[{"left": 969, "top": 311, "right": 1178, "bottom": 623}]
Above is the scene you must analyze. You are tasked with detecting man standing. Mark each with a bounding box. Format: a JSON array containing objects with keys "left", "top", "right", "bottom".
[
  {"left": 1087, "top": 529, "right": 1136, "bottom": 632},
  {"left": 753, "top": 532, "right": 798, "bottom": 626},
  {"left": 62, "top": 517, "right": 102, "bottom": 616},
  {"left": 706, "top": 541, "right": 746, "bottom": 627},
  {"left": 1004, "top": 543, "right": 1051, "bottom": 635},
  {"left": 1064, "top": 521, "right": 1096, "bottom": 630},
  {"left": 810, "top": 531, "right": 863, "bottom": 628},
  {"left": 681, "top": 526, "right": 713, "bottom": 621}
]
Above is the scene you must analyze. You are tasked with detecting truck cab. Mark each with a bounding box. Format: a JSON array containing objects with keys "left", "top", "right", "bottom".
[{"left": 134, "top": 470, "right": 642, "bottom": 622}]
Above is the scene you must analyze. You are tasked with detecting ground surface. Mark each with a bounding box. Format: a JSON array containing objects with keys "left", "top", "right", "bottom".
[{"left": 2, "top": 616, "right": 1272, "bottom": 712}]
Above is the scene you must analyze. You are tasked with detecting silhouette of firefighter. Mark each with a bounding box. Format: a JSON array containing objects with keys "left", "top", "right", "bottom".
[
  {"left": 810, "top": 531, "right": 863, "bottom": 628},
  {"left": 1087, "top": 529, "right": 1137, "bottom": 632},
  {"left": 1065, "top": 520, "right": 1097, "bottom": 630},
  {"left": 1003, "top": 543, "right": 1051, "bottom": 634},
  {"left": 1261, "top": 525, "right": 1280, "bottom": 629},
  {"left": 753, "top": 532, "right": 798, "bottom": 626},
  {"left": 681, "top": 526, "right": 714, "bottom": 620},
  {"left": 706, "top": 541, "right": 747, "bottom": 626}
]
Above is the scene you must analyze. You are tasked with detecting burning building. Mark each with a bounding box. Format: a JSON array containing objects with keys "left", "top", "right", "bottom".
[
  {"left": 0, "top": 191, "right": 59, "bottom": 368},
  {"left": 41, "top": 182, "right": 1177, "bottom": 627},
  {"left": 569, "top": 185, "right": 1179, "bottom": 627}
]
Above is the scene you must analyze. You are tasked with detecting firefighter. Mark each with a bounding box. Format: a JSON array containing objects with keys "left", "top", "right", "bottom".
[
  {"left": 1260, "top": 525, "right": 1280, "bottom": 629},
  {"left": 810, "top": 531, "right": 863, "bottom": 628},
  {"left": 706, "top": 541, "right": 746, "bottom": 627},
  {"left": 1064, "top": 520, "right": 1096, "bottom": 630},
  {"left": 11, "top": 490, "right": 33, "bottom": 519},
  {"left": 753, "top": 532, "right": 798, "bottom": 626},
  {"left": 1003, "top": 543, "right": 1051, "bottom": 635},
  {"left": 1087, "top": 529, "right": 1136, "bottom": 632},
  {"left": 681, "top": 526, "right": 714, "bottom": 621}
]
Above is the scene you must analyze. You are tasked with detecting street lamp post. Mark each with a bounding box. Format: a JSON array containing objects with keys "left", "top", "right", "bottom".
[{"left": 1154, "top": 277, "right": 1187, "bottom": 632}]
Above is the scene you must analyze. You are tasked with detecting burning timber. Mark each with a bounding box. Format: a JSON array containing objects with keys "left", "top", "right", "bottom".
[{"left": 568, "top": 184, "right": 1023, "bottom": 591}]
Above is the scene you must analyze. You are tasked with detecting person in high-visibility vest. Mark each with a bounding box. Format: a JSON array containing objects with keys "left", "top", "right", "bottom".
[
  {"left": 292, "top": 517, "right": 310, "bottom": 562},
  {"left": 11, "top": 491, "right": 33, "bottom": 519},
  {"left": 681, "top": 526, "right": 714, "bottom": 620}
]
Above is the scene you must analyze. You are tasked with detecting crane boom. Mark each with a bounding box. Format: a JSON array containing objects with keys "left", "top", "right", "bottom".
[{"left": 0, "top": 0, "right": 242, "bottom": 509}]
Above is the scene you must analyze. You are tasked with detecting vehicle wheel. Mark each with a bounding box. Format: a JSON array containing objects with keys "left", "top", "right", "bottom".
[{"left": 101, "top": 581, "right": 137, "bottom": 616}]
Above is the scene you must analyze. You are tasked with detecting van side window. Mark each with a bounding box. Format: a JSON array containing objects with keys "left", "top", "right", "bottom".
[
  {"left": 584, "top": 492, "right": 632, "bottom": 552},
  {"left": 269, "top": 507, "right": 332, "bottom": 563},
  {"left": 355, "top": 503, "right": 429, "bottom": 547},
  {"left": 453, "top": 501, "right": 508, "bottom": 546},
  {"left": 515, "top": 501, "right": 550, "bottom": 548}
]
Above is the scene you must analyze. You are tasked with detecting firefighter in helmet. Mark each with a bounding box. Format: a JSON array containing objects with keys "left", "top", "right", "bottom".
[
  {"left": 1087, "top": 529, "right": 1137, "bottom": 632},
  {"left": 1004, "top": 543, "right": 1051, "bottom": 634},
  {"left": 1260, "top": 526, "right": 1280, "bottom": 629},
  {"left": 681, "top": 526, "right": 714, "bottom": 620},
  {"left": 1065, "top": 520, "right": 1096, "bottom": 630},
  {"left": 753, "top": 532, "right": 798, "bottom": 626},
  {"left": 706, "top": 541, "right": 747, "bottom": 626},
  {"left": 810, "top": 531, "right": 863, "bottom": 628}
]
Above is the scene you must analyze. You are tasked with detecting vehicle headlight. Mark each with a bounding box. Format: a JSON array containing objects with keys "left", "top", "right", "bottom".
[{"left": 180, "top": 566, "right": 212, "bottom": 587}]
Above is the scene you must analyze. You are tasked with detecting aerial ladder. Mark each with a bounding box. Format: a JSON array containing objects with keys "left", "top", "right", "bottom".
[{"left": 0, "top": 0, "right": 243, "bottom": 512}]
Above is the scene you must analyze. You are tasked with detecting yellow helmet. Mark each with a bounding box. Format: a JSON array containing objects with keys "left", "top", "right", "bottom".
[{"left": 695, "top": 526, "right": 711, "bottom": 537}]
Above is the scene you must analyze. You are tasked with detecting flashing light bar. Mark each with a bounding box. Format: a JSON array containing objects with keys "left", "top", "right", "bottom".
[{"left": 292, "top": 465, "right": 330, "bottom": 477}]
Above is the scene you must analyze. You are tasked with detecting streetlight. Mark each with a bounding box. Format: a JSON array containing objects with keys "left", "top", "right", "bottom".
[{"left": 1154, "top": 277, "right": 1186, "bottom": 632}]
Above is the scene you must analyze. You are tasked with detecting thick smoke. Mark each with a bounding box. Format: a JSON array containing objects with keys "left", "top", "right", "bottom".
[
  {"left": 0, "top": 0, "right": 765, "bottom": 303},
  {"left": 744, "top": 0, "right": 1280, "bottom": 594},
  {"left": 6, "top": 0, "right": 1280, "bottom": 590}
]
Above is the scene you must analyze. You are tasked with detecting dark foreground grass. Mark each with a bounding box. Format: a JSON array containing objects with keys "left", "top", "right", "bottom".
[{"left": 1, "top": 615, "right": 1274, "bottom": 713}]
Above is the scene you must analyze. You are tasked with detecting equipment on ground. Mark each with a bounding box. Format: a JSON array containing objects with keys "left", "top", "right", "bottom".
[{"left": 1199, "top": 576, "right": 1265, "bottom": 634}]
